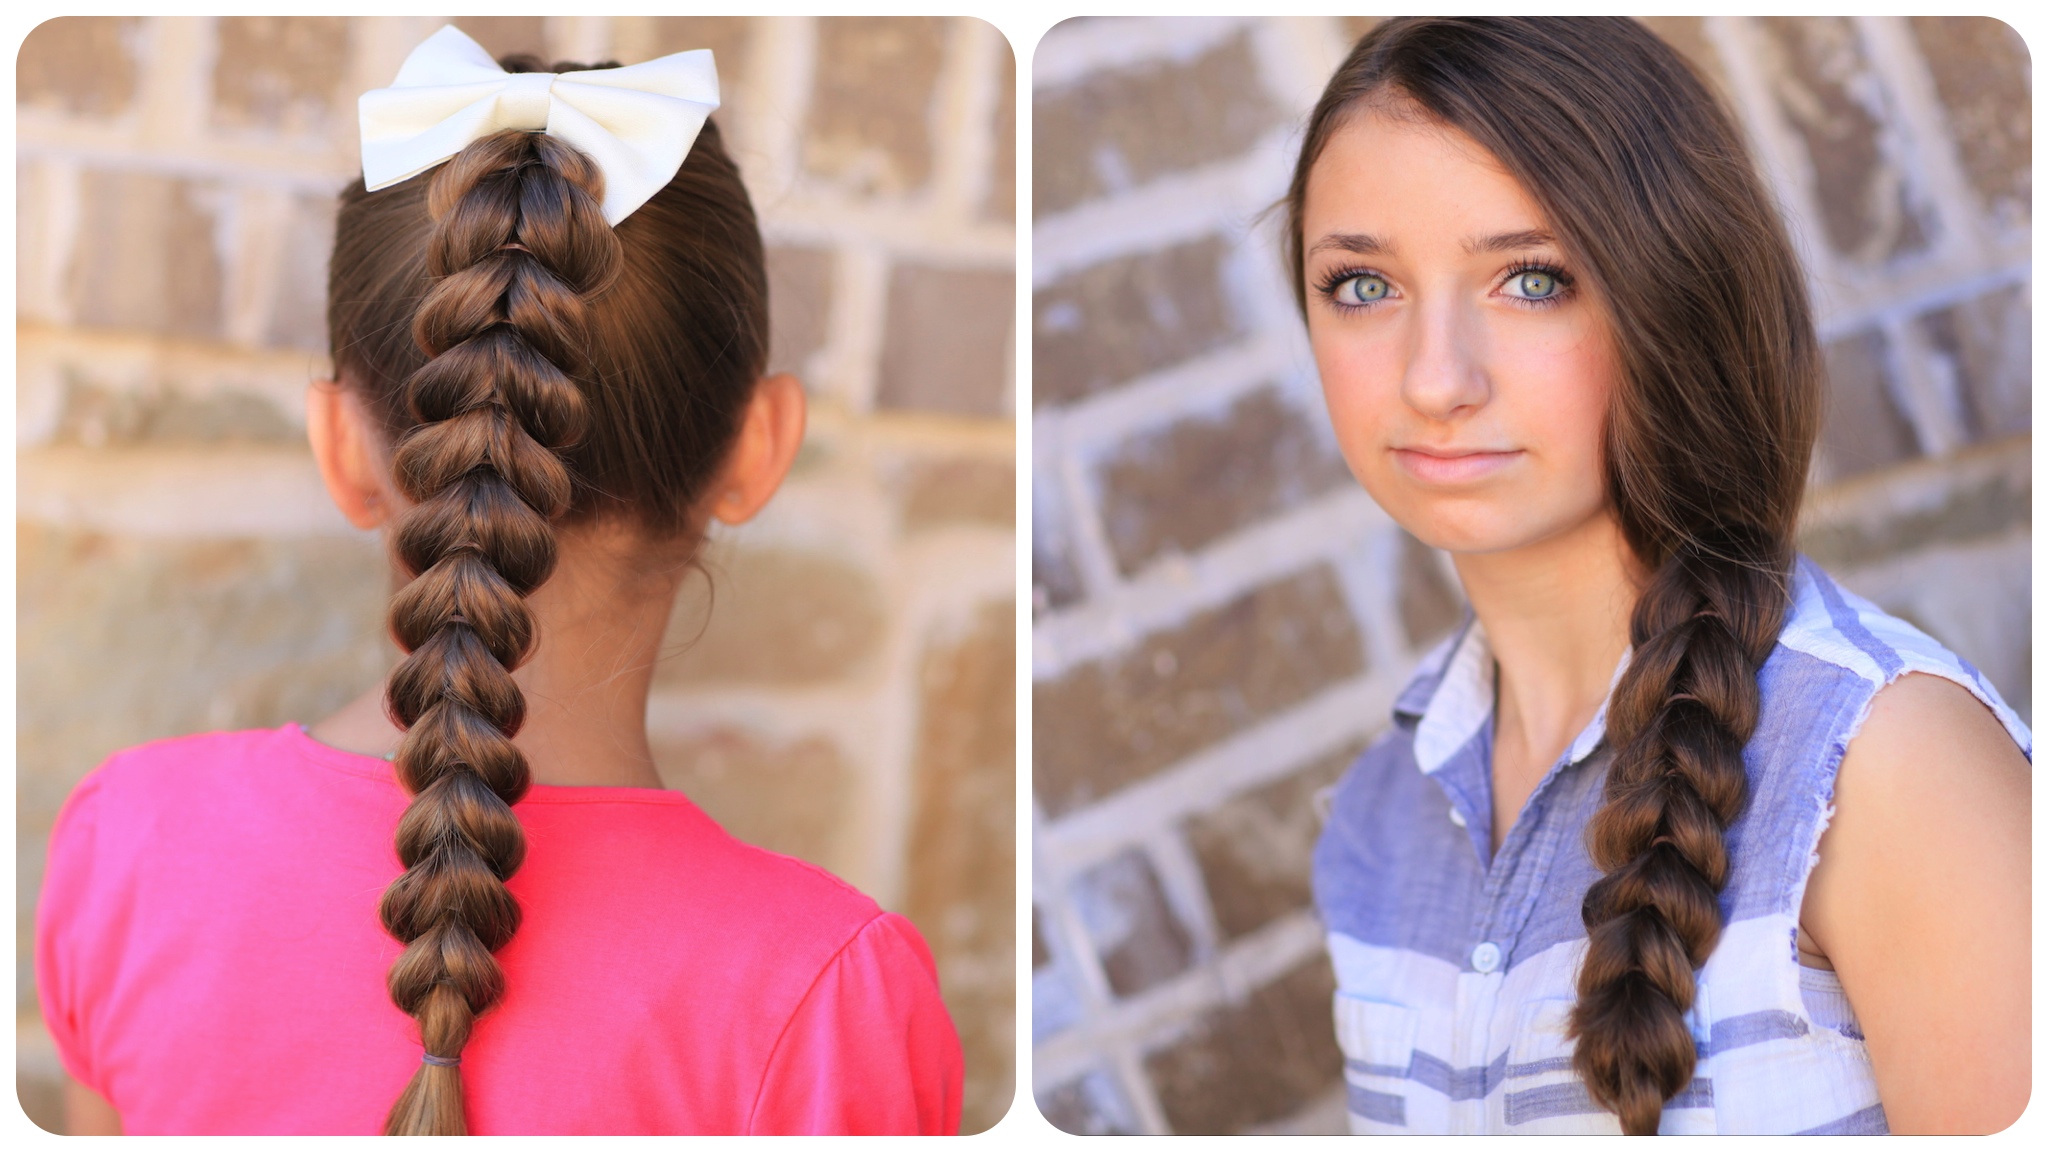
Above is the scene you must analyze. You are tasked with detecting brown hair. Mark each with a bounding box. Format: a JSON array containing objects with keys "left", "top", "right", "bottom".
[
  {"left": 326, "top": 53, "right": 767, "bottom": 1136},
  {"left": 1286, "top": 18, "right": 1820, "bottom": 1134}
]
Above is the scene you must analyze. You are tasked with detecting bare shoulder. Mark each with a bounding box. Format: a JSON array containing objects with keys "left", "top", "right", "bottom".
[
  {"left": 1837, "top": 671, "right": 2029, "bottom": 803},
  {"left": 1800, "top": 671, "right": 2030, "bottom": 1133}
]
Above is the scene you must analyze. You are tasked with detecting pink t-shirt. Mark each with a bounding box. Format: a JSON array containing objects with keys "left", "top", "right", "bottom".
[{"left": 36, "top": 725, "right": 963, "bottom": 1135}]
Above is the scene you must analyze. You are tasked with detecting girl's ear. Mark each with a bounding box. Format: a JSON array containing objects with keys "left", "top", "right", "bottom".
[
  {"left": 710, "top": 372, "right": 807, "bottom": 526},
  {"left": 306, "top": 381, "right": 393, "bottom": 530}
]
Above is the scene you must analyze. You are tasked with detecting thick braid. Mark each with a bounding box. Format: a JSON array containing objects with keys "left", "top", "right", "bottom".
[
  {"left": 378, "top": 131, "right": 620, "bottom": 1137},
  {"left": 1568, "top": 530, "right": 1790, "bottom": 1134}
]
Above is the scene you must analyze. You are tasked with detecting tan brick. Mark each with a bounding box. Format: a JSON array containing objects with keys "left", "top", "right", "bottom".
[
  {"left": 1757, "top": 17, "right": 1929, "bottom": 264},
  {"left": 67, "top": 170, "right": 225, "bottom": 339},
  {"left": 268, "top": 193, "right": 338, "bottom": 351},
  {"left": 877, "top": 263, "right": 1013, "bottom": 418},
  {"left": 652, "top": 728, "right": 853, "bottom": 873},
  {"left": 766, "top": 244, "right": 832, "bottom": 379},
  {"left": 1398, "top": 531, "right": 1464, "bottom": 650},
  {"left": 1910, "top": 17, "right": 2030, "bottom": 227},
  {"left": 1033, "top": 32, "right": 1279, "bottom": 217},
  {"left": 903, "top": 600, "right": 1016, "bottom": 1133},
  {"left": 1034, "top": 564, "right": 1366, "bottom": 817},
  {"left": 1920, "top": 284, "right": 2030, "bottom": 443},
  {"left": 1145, "top": 954, "right": 1343, "bottom": 1134},
  {"left": 805, "top": 17, "right": 946, "bottom": 196},
  {"left": 50, "top": 378, "right": 298, "bottom": 447},
  {"left": 1185, "top": 741, "right": 1364, "bottom": 940},
  {"left": 655, "top": 547, "right": 886, "bottom": 686},
  {"left": 1339, "top": 17, "right": 1384, "bottom": 45},
  {"left": 452, "top": 16, "right": 546, "bottom": 63},
  {"left": 19, "top": 1060, "right": 63, "bottom": 1133},
  {"left": 18, "top": 16, "right": 141, "bottom": 118},
  {"left": 984, "top": 41, "right": 1016, "bottom": 221},
  {"left": 1637, "top": 16, "right": 1732, "bottom": 100},
  {"left": 1815, "top": 328, "right": 1919, "bottom": 483},
  {"left": 1072, "top": 848, "right": 1193, "bottom": 997},
  {"left": 15, "top": 524, "right": 391, "bottom": 850},
  {"left": 1799, "top": 438, "right": 2029, "bottom": 568},
  {"left": 1096, "top": 388, "right": 1352, "bottom": 575},
  {"left": 900, "top": 456, "right": 1015, "bottom": 531},
  {"left": 210, "top": 16, "right": 352, "bottom": 135},
  {"left": 1034, "top": 236, "right": 1240, "bottom": 408}
]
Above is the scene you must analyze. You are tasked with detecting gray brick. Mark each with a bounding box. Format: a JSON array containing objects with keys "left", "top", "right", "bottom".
[
  {"left": 1034, "top": 564, "right": 1365, "bottom": 817},
  {"left": 1910, "top": 17, "right": 2030, "bottom": 228},
  {"left": 1816, "top": 328, "right": 1921, "bottom": 482},
  {"left": 68, "top": 171, "right": 225, "bottom": 340},
  {"left": 1145, "top": 954, "right": 1344, "bottom": 1134},
  {"left": 877, "top": 263, "right": 1013, "bottom": 418},
  {"left": 1034, "top": 235, "right": 1240, "bottom": 408},
  {"left": 1072, "top": 848, "right": 1193, "bottom": 997},
  {"left": 1034, "top": 32, "right": 1279, "bottom": 217},
  {"left": 1920, "top": 284, "right": 2030, "bottom": 443},
  {"left": 1096, "top": 387, "right": 1352, "bottom": 575},
  {"left": 1758, "top": 17, "right": 1929, "bottom": 265}
]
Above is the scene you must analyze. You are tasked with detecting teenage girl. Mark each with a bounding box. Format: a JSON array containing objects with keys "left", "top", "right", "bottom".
[
  {"left": 37, "top": 29, "right": 962, "bottom": 1135},
  {"left": 1292, "top": 18, "right": 2028, "bottom": 1134}
]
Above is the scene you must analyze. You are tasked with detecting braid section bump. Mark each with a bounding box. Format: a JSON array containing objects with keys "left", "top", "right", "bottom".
[
  {"left": 378, "top": 131, "right": 620, "bottom": 1137},
  {"left": 1568, "top": 532, "right": 1789, "bottom": 1134}
]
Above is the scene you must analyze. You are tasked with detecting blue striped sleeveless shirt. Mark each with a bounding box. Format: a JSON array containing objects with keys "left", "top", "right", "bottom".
[{"left": 1312, "top": 557, "right": 2031, "bottom": 1134}]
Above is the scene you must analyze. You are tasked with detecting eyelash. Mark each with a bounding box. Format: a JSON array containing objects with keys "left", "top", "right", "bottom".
[{"left": 1313, "top": 260, "right": 1578, "bottom": 312}]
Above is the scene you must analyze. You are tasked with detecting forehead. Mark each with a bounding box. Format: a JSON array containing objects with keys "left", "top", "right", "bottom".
[{"left": 1301, "top": 108, "right": 1552, "bottom": 248}]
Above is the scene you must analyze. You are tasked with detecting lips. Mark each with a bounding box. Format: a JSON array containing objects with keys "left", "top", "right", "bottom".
[{"left": 1390, "top": 446, "right": 1522, "bottom": 484}]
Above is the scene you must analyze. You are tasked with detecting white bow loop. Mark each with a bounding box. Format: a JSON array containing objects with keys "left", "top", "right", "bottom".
[{"left": 359, "top": 25, "right": 719, "bottom": 225}]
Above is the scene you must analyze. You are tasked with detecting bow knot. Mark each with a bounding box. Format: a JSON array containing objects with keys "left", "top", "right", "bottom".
[{"left": 359, "top": 25, "right": 719, "bottom": 225}]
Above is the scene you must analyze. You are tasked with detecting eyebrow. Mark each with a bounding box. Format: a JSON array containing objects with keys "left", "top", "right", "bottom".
[
  {"left": 1463, "top": 229, "right": 1556, "bottom": 254},
  {"left": 1308, "top": 232, "right": 1388, "bottom": 258},
  {"left": 1306, "top": 229, "right": 1558, "bottom": 259}
]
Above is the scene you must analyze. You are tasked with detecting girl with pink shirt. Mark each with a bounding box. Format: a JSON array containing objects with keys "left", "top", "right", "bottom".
[{"left": 36, "top": 27, "right": 962, "bottom": 1136}]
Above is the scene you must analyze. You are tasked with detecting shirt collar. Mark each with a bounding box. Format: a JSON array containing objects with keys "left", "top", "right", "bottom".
[{"left": 1394, "top": 611, "right": 1630, "bottom": 775}]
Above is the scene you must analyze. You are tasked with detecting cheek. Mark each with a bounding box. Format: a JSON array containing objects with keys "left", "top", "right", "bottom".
[
  {"left": 1309, "top": 322, "right": 1399, "bottom": 455},
  {"left": 1522, "top": 327, "right": 1618, "bottom": 498}
]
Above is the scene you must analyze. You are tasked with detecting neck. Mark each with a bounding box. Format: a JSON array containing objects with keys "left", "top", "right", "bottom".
[
  {"left": 1454, "top": 510, "right": 1641, "bottom": 777},
  {"left": 310, "top": 522, "right": 687, "bottom": 789}
]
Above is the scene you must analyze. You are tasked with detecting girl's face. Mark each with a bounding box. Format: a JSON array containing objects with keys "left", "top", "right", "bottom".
[{"left": 1301, "top": 107, "right": 1621, "bottom": 557}]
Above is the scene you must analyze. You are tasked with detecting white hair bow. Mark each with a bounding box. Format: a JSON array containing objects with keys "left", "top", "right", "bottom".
[{"left": 359, "top": 25, "right": 719, "bottom": 226}]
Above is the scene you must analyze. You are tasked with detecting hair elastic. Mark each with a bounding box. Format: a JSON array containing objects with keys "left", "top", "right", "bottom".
[{"left": 421, "top": 1053, "right": 461, "bottom": 1067}]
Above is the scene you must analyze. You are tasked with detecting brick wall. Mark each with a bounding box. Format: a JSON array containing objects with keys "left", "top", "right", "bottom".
[
  {"left": 15, "top": 16, "right": 1015, "bottom": 1133},
  {"left": 1028, "top": 16, "right": 2028, "bottom": 1134}
]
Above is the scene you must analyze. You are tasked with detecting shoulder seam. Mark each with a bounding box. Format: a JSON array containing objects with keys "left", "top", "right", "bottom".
[{"left": 743, "top": 909, "right": 892, "bottom": 1134}]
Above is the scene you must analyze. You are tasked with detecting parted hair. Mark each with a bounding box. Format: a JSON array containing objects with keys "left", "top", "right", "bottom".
[
  {"left": 326, "top": 53, "right": 767, "bottom": 1136},
  {"left": 1286, "top": 18, "right": 1821, "bottom": 1134}
]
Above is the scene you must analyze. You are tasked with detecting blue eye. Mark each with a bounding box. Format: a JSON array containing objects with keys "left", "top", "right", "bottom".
[
  {"left": 1504, "top": 269, "right": 1560, "bottom": 299},
  {"left": 1334, "top": 273, "right": 1390, "bottom": 305}
]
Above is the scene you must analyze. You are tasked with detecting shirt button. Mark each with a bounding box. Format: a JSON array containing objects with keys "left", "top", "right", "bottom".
[
  {"left": 1471, "top": 941, "right": 1502, "bottom": 974},
  {"left": 1448, "top": 806, "right": 1467, "bottom": 828}
]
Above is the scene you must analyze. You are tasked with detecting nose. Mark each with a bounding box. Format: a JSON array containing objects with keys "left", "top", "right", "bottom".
[{"left": 1399, "top": 293, "right": 1490, "bottom": 421}]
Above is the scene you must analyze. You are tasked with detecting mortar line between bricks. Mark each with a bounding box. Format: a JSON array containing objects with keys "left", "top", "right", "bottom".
[
  {"left": 1033, "top": 909, "right": 1328, "bottom": 1084},
  {"left": 1037, "top": 330, "right": 1302, "bottom": 454},
  {"left": 1031, "top": 15, "right": 1249, "bottom": 93},
  {"left": 1030, "top": 137, "right": 1297, "bottom": 284}
]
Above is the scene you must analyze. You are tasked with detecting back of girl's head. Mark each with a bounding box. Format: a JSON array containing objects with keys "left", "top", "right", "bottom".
[
  {"left": 322, "top": 51, "right": 767, "bottom": 1135},
  {"left": 1288, "top": 18, "right": 1820, "bottom": 1134},
  {"left": 328, "top": 62, "right": 767, "bottom": 537}
]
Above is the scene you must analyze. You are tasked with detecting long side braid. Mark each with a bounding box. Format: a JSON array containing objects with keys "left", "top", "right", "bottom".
[
  {"left": 1568, "top": 532, "right": 1790, "bottom": 1134},
  {"left": 378, "top": 130, "right": 621, "bottom": 1136}
]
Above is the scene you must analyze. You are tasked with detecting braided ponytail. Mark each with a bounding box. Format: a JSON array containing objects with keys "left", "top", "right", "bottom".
[
  {"left": 377, "top": 131, "right": 620, "bottom": 1136},
  {"left": 1287, "top": 19, "right": 1823, "bottom": 1134},
  {"left": 1568, "top": 533, "right": 1788, "bottom": 1133}
]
